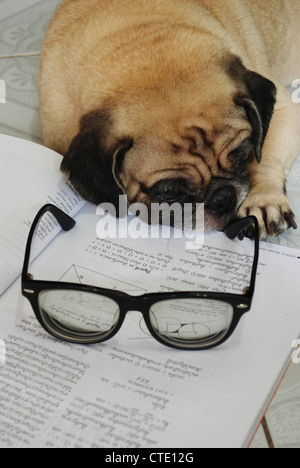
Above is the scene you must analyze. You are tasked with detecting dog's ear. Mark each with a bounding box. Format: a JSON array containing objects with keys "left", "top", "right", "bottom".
[
  {"left": 61, "top": 110, "right": 133, "bottom": 206},
  {"left": 228, "top": 57, "right": 277, "bottom": 163}
]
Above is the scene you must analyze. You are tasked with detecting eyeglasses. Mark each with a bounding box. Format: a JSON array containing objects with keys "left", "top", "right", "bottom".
[{"left": 22, "top": 204, "right": 259, "bottom": 350}]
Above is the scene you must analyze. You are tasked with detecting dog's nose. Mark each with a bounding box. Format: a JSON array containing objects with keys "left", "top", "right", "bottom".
[{"left": 206, "top": 185, "right": 237, "bottom": 215}]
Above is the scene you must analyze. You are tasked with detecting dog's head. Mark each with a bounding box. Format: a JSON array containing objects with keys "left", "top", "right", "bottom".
[{"left": 61, "top": 55, "right": 276, "bottom": 231}]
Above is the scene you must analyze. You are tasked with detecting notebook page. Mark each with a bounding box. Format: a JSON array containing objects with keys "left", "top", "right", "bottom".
[
  {"left": 0, "top": 134, "right": 85, "bottom": 295},
  {"left": 1, "top": 204, "right": 298, "bottom": 448}
]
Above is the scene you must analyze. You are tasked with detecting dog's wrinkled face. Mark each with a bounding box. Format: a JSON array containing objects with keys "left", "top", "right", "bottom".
[
  {"left": 117, "top": 101, "right": 253, "bottom": 230},
  {"left": 61, "top": 56, "right": 276, "bottom": 231}
]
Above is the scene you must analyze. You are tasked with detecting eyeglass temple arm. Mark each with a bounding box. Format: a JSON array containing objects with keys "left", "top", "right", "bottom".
[
  {"left": 223, "top": 216, "right": 260, "bottom": 298},
  {"left": 22, "top": 204, "right": 76, "bottom": 281}
]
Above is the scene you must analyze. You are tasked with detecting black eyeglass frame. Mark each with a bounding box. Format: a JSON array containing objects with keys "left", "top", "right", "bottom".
[{"left": 22, "top": 204, "right": 259, "bottom": 350}]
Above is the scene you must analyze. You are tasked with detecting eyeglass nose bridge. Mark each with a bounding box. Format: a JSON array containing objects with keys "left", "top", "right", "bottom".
[{"left": 121, "top": 294, "right": 150, "bottom": 314}]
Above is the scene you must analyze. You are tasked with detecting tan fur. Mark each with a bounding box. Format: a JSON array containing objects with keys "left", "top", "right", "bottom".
[{"left": 39, "top": 0, "right": 300, "bottom": 238}]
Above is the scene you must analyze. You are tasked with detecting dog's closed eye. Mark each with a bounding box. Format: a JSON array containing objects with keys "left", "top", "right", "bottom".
[
  {"left": 228, "top": 139, "right": 253, "bottom": 163},
  {"left": 144, "top": 179, "right": 193, "bottom": 203}
]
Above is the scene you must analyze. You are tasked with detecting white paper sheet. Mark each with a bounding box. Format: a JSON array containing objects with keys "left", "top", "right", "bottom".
[
  {"left": 0, "top": 134, "right": 85, "bottom": 295},
  {"left": 1, "top": 204, "right": 299, "bottom": 448}
]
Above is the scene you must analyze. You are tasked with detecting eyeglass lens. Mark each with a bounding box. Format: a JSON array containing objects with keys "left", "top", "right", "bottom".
[
  {"left": 38, "top": 290, "right": 121, "bottom": 340},
  {"left": 150, "top": 299, "right": 234, "bottom": 348}
]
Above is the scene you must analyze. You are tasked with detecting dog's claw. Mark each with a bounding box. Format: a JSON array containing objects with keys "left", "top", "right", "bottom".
[
  {"left": 237, "top": 191, "right": 297, "bottom": 240},
  {"left": 284, "top": 211, "right": 298, "bottom": 231}
]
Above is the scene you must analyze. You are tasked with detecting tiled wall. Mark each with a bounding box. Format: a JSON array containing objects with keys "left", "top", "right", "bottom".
[{"left": 0, "top": 0, "right": 60, "bottom": 142}]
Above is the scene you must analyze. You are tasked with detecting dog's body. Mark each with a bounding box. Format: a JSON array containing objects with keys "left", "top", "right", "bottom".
[{"left": 39, "top": 0, "right": 300, "bottom": 238}]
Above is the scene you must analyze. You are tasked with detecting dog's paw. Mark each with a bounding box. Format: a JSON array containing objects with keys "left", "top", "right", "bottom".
[{"left": 237, "top": 191, "right": 297, "bottom": 240}]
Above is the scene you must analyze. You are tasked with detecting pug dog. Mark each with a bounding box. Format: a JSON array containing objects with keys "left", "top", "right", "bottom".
[{"left": 39, "top": 0, "right": 300, "bottom": 238}]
